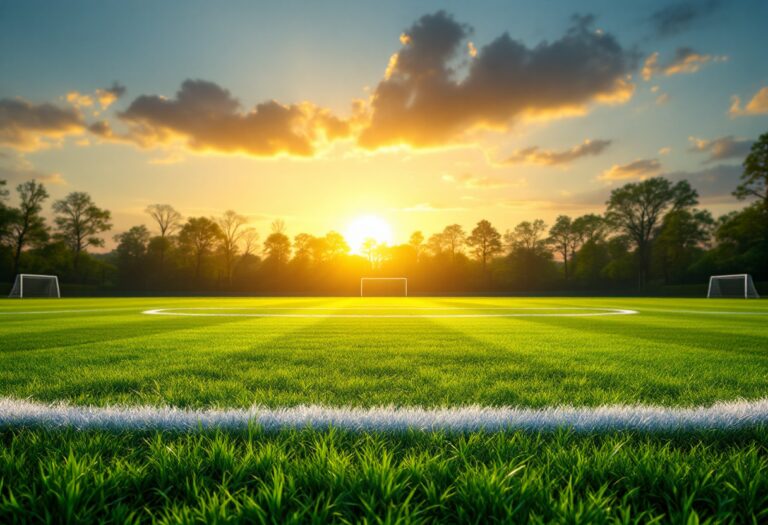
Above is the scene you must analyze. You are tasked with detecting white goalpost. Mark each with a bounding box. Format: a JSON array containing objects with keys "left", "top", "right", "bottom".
[
  {"left": 360, "top": 277, "right": 408, "bottom": 297},
  {"left": 8, "top": 274, "right": 61, "bottom": 299},
  {"left": 707, "top": 274, "right": 760, "bottom": 299}
]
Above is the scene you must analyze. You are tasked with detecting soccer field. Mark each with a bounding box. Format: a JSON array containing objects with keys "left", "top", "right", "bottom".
[{"left": 1, "top": 296, "right": 768, "bottom": 522}]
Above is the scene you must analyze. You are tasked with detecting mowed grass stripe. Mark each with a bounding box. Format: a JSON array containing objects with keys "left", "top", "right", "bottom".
[{"left": 0, "top": 297, "right": 766, "bottom": 409}]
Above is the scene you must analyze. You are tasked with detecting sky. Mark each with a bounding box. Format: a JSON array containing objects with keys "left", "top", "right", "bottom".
[{"left": 1, "top": 0, "right": 767, "bottom": 251}]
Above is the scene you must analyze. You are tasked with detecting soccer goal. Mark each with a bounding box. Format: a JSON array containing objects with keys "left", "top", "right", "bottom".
[
  {"left": 360, "top": 277, "right": 408, "bottom": 297},
  {"left": 8, "top": 274, "right": 61, "bottom": 298},
  {"left": 707, "top": 274, "right": 760, "bottom": 299}
]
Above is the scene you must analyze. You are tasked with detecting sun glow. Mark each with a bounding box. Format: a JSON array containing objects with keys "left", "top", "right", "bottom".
[{"left": 344, "top": 215, "right": 394, "bottom": 255}]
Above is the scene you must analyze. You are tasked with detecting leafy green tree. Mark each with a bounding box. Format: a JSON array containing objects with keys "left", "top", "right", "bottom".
[
  {"left": 467, "top": 219, "right": 502, "bottom": 273},
  {"left": 605, "top": 177, "right": 697, "bottom": 288},
  {"left": 114, "top": 225, "right": 150, "bottom": 287},
  {"left": 654, "top": 208, "right": 714, "bottom": 284},
  {"left": 6, "top": 180, "right": 49, "bottom": 276},
  {"left": 734, "top": 131, "right": 768, "bottom": 209},
  {"left": 504, "top": 219, "right": 548, "bottom": 253},
  {"left": 178, "top": 217, "right": 223, "bottom": 279},
  {"left": 53, "top": 192, "right": 112, "bottom": 272}
]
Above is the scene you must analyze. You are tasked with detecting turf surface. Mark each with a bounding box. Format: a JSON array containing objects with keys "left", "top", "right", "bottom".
[
  {"left": 1, "top": 297, "right": 767, "bottom": 409},
  {"left": 2, "top": 297, "right": 767, "bottom": 522}
]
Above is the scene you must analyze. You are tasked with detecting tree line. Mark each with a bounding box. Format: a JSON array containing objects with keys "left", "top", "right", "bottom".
[{"left": 1, "top": 132, "right": 767, "bottom": 295}]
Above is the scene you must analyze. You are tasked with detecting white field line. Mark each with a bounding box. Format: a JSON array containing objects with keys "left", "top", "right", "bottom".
[
  {"left": 0, "top": 307, "right": 142, "bottom": 315},
  {"left": 1, "top": 397, "right": 767, "bottom": 432},
  {"left": 141, "top": 307, "right": 639, "bottom": 318},
  {"left": 638, "top": 308, "right": 768, "bottom": 315}
]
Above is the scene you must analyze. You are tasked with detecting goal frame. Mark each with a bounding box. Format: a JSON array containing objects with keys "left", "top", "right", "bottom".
[
  {"left": 8, "top": 273, "right": 61, "bottom": 299},
  {"left": 360, "top": 277, "right": 408, "bottom": 297},
  {"left": 707, "top": 273, "right": 759, "bottom": 299}
]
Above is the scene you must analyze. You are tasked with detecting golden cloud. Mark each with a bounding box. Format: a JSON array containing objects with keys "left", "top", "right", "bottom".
[
  {"left": 729, "top": 87, "right": 768, "bottom": 117},
  {"left": 599, "top": 158, "right": 661, "bottom": 181},
  {"left": 505, "top": 139, "right": 612, "bottom": 166}
]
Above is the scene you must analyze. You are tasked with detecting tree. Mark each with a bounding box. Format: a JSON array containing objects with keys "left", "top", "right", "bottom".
[
  {"left": 504, "top": 219, "right": 548, "bottom": 252},
  {"left": 655, "top": 208, "right": 714, "bottom": 283},
  {"left": 361, "top": 237, "right": 378, "bottom": 268},
  {"left": 547, "top": 216, "right": 578, "bottom": 281},
  {"left": 145, "top": 204, "right": 182, "bottom": 270},
  {"left": 571, "top": 214, "right": 606, "bottom": 244},
  {"left": 6, "top": 180, "right": 49, "bottom": 276},
  {"left": 53, "top": 192, "right": 112, "bottom": 271},
  {"left": 466, "top": 219, "right": 502, "bottom": 273},
  {"left": 241, "top": 228, "right": 260, "bottom": 258},
  {"left": 323, "top": 231, "right": 349, "bottom": 260},
  {"left": 178, "top": 217, "right": 223, "bottom": 279},
  {"left": 408, "top": 231, "right": 424, "bottom": 260},
  {"left": 734, "top": 130, "right": 768, "bottom": 209},
  {"left": 263, "top": 232, "right": 291, "bottom": 265},
  {"left": 0, "top": 180, "right": 10, "bottom": 241},
  {"left": 114, "top": 225, "right": 150, "bottom": 287},
  {"left": 217, "top": 210, "right": 248, "bottom": 284},
  {"left": 145, "top": 204, "right": 182, "bottom": 237},
  {"left": 605, "top": 177, "right": 697, "bottom": 288},
  {"left": 503, "top": 220, "right": 554, "bottom": 290},
  {"left": 441, "top": 224, "right": 466, "bottom": 259},
  {"left": 293, "top": 233, "right": 315, "bottom": 261}
]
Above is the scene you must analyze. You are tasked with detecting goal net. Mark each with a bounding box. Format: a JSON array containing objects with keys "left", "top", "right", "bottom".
[
  {"left": 8, "top": 274, "right": 61, "bottom": 298},
  {"left": 360, "top": 277, "right": 408, "bottom": 297},
  {"left": 707, "top": 274, "right": 760, "bottom": 298}
]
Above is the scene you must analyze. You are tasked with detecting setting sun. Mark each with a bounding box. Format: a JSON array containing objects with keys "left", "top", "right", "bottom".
[{"left": 344, "top": 215, "right": 394, "bottom": 254}]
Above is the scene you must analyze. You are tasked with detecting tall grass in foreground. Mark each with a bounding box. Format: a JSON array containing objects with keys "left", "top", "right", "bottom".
[{"left": 1, "top": 427, "right": 766, "bottom": 523}]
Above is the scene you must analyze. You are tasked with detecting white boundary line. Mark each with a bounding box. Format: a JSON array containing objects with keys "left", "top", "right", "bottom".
[
  {"left": 141, "top": 307, "right": 639, "bottom": 318},
  {"left": 2, "top": 397, "right": 767, "bottom": 432}
]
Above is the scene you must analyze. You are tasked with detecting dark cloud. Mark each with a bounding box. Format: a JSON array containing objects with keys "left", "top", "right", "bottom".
[
  {"left": 662, "top": 164, "right": 742, "bottom": 203},
  {"left": 359, "top": 12, "right": 637, "bottom": 149},
  {"left": 649, "top": 1, "right": 720, "bottom": 37},
  {"left": 116, "top": 79, "right": 350, "bottom": 156},
  {"left": 689, "top": 135, "right": 753, "bottom": 163},
  {"left": 505, "top": 139, "right": 612, "bottom": 166},
  {"left": 599, "top": 158, "right": 661, "bottom": 181},
  {"left": 0, "top": 98, "right": 85, "bottom": 150}
]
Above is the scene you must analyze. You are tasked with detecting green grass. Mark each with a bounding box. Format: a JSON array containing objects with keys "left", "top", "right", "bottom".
[
  {"left": 1, "top": 297, "right": 767, "bottom": 408},
  {"left": 2, "top": 296, "right": 767, "bottom": 522},
  {"left": 1, "top": 427, "right": 767, "bottom": 523}
]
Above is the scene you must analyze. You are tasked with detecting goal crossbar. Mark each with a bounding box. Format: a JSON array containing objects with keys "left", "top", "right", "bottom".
[
  {"left": 707, "top": 274, "right": 759, "bottom": 299},
  {"left": 8, "top": 274, "right": 61, "bottom": 299},
  {"left": 360, "top": 277, "right": 408, "bottom": 297}
]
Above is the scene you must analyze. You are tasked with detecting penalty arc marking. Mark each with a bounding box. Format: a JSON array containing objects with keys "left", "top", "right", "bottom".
[
  {"left": 141, "top": 307, "right": 639, "bottom": 318},
  {"left": 1, "top": 397, "right": 767, "bottom": 432}
]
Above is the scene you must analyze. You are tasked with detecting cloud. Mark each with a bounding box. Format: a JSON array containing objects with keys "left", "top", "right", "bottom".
[
  {"left": 95, "top": 82, "right": 126, "bottom": 110},
  {"left": 661, "top": 164, "right": 742, "bottom": 203},
  {"left": 689, "top": 135, "right": 753, "bottom": 162},
  {"left": 641, "top": 48, "right": 725, "bottom": 81},
  {"left": 729, "top": 86, "right": 768, "bottom": 116},
  {"left": 504, "top": 139, "right": 612, "bottom": 166},
  {"left": 599, "top": 158, "right": 661, "bottom": 181},
  {"left": 0, "top": 157, "right": 67, "bottom": 185},
  {"left": 115, "top": 79, "right": 351, "bottom": 157},
  {"left": 358, "top": 12, "right": 637, "bottom": 149},
  {"left": 441, "top": 172, "right": 519, "bottom": 189},
  {"left": 0, "top": 98, "right": 85, "bottom": 150},
  {"left": 648, "top": 1, "right": 720, "bottom": 37}
]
